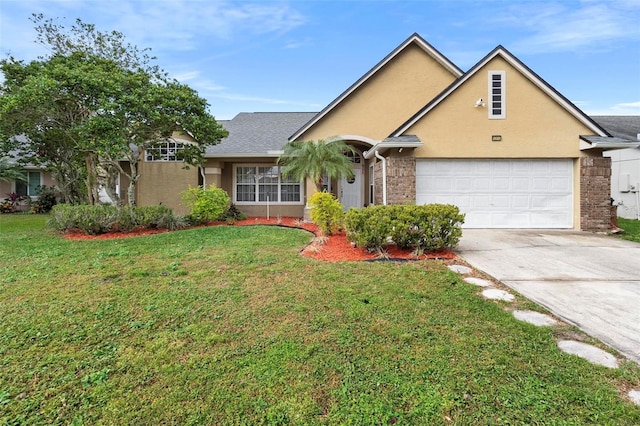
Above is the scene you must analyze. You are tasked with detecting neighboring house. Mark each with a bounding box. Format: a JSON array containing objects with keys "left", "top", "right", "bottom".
[
  {"left": 595, "top": 116, "right": 640, "bottom": 220},
  {"left": 4, "top": 34, "right": 638, "bottom": 231},
  {"left": 0, "top": 157, "right": 56, "bottom": 210}
]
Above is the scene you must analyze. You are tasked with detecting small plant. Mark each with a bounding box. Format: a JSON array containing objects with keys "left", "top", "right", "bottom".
[
  {"left": 309, "top": 191, "right": 344, "bottom": 235},
  {"left": 219, "top": 203, "right": 246, "bottom": 223},
  {"left": 181, "top": 184, "right": 230, "bottom": 224},
  {"left": 1, "top": 193, "right": 28, "bottom": 214}
]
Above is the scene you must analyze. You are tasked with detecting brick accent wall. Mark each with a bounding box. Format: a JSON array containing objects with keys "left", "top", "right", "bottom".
[
  {"left": 386, "top": 155, "right": 416, "bottom": 205},
  {"left": 373, "top": 161, "right": 384, "bottom": 205},
  {"left": 580, "top": 157, "right": 612, "bottom": 232},
  {"left": 372, "top": 154, "right": 416, "bottom": 205}
]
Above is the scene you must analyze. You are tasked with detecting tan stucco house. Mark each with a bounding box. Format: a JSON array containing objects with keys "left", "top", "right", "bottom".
[{"left": 4, "top": 34, "right": 638, "bottom": 230}]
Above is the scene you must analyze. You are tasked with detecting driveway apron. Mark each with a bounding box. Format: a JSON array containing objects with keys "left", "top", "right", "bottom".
[{"left": 455, "top": 229, "right": 640, "bottom": 363}]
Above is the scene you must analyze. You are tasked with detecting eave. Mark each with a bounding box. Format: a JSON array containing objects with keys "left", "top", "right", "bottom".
[{"left": 579, "top": 135, "right": 640, "bottom": 151}]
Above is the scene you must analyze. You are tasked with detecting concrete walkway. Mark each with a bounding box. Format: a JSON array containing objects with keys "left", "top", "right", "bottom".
[{"left": 455, "top": 229, "right": 640, "bottom": 363}]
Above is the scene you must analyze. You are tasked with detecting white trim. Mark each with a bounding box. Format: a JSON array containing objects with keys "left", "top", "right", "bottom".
[
  {"left": 289, "top": 34, "right": 463, "bottom": 141},
  {"left": 329, "top": 135, "right": 378, "bottom": 146},
  {"left": 232, "top": 163, "right": 304, "bottom": 206},
  {"left": 392, "top": 47, "right": 608, "bottom": 137},
  {"left": 488, "top": 70, "right": 506, "bottom": 120}
]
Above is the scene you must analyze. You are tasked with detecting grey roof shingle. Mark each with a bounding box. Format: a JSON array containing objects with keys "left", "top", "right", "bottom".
[
  {"left": 591, "top": 116, "right": 640, "bottom": 141},
  {"left": 206, "top": 112, "right": 317, "bottom": 157}
]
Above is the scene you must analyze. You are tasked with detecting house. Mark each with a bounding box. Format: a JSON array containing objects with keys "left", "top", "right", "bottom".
[
  {"left": 4, "top": 33, "right": 638, "bottom": 231},
  {"left": 595, "top": 116, "right": 640, "bottom": 220}
]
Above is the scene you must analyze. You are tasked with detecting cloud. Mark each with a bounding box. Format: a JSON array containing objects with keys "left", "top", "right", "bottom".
[
  {"left": 211, "top": 92, "right": 322, "bottom": 108},
  {"left": 1, "top": 0, "right": 307, "bottom": 59},
  {"left": 583, "top": 101, "right": 640, "bottom": 115},
  {"left": 497, "top": 2, "right": 640, "bottom": 54}
]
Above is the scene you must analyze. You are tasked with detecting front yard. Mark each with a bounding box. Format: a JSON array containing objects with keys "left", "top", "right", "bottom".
[{"left": 1, "top": 215, "right": 639, "bottom": 424}]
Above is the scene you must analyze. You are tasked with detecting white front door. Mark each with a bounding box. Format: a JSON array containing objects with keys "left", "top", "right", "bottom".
[{"left": 340, "top": 168, "right": 362, "bottom": 210}]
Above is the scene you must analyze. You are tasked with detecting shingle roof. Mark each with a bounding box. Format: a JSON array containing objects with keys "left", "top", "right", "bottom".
[
  {"left": 591, "top": 116, "right": 640, "bottom": 141},
  {"left": 206, "top": 112, "right": 317, "bottom": 157}
]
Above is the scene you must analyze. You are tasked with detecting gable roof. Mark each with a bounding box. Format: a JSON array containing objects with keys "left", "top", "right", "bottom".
[
  {"left": 591, "top": 116, "right": 640, "bottom": 141},
  {"left": 289, "top": 33, "right": 463, "bottom": 142},
  {"left": 206, "top": 112, "right": 317, "bottom": 158},
  {"left": 391, "top": 45, "right": 610, "bottom": 138}
]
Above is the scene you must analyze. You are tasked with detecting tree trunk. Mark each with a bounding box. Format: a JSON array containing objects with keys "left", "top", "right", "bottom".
[
  {"left": 84, "top": 154, "right": 100, "bottom": 205},
  {"left": 127, "top": 159, "right": 138, "bottom": 207}
]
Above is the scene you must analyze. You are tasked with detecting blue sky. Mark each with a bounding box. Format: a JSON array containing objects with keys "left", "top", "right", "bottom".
[{"left": 1, "top": 0, "right": 639, "bottom": 120}]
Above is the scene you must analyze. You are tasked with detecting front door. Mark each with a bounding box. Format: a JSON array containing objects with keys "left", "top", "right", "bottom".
[{"left": 340, "top": 168, "right": 362, "bottom": 211}]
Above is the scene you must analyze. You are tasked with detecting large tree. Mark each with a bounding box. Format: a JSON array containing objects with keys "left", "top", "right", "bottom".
[
  {"left": 0, "top": 15, "right": 227, "bottom": 205},
  {"left": 277, "top": 139, "right": 356, "bottom": 192}
]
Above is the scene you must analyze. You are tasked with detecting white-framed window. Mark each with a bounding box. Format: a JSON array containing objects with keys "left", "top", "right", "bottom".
[
  {"left": 15, "top": 171, "right": 42, "bottom": 197},
  {"left": 488, "top": 71, "right": 506, "bottom": 119},
  {"left": 145, "top": 140, "right": 186, "bottom": 161},
  {"left": 234, "top": 165, "right": 302, "bottom": 204}
]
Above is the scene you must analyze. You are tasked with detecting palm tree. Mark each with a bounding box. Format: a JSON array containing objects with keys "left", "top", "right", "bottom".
[
  {"left": 278, "top": 139, "right": 356, "bottom": 192},
  {"left": 0, "top": 157, "right": 26, "bottom": 183}
]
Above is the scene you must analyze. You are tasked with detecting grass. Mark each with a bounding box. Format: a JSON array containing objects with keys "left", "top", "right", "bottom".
[
  {"left": 616, "top": 218, "right": 640, "bottom": 243},
  {"left": 1, "top": 214, "right": 640, "bottom": 425}
]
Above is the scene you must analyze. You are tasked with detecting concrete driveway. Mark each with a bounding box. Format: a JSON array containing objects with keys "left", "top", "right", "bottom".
[{"left": 455, "top": 229, "right": 640, "bottom": 363}]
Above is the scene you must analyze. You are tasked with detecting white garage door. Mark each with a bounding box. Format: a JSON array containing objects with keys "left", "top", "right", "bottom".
[{"left": 416, "top": 159, "right": 573, "bottom": 228}]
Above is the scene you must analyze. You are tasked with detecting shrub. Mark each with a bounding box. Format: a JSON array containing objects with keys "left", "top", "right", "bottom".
[
  {"left": 344, "top": 205, "right": 392, "bottom": 251},
  {"left": 47, "top": 204, "right": 185, "bottom": 235},
  {"left": 30, "top": 186, "right": 58, "bottom": 214},
  {"left": 344, "top": 204, "right": 465, "bottom": 252},
  {"left": 309, "top": 191, "right": 344, "bottom": 235},
  {"left": 219, "top": 203, "right": 247, "bottom": 224},
  {"left": 48, "top": 204, "right": 118, "bottom": 235},
  {"left": 181, "top": 184, "right": 230, "bottom": 224},
  {"left": 1, "top": 193, "right": 28, "bottom": 214}
]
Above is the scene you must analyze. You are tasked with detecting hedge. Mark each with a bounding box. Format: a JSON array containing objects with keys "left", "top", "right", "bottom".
[
  {"left": 47, "top": 204, "right": 185, "bottom": 235},
  {"left": 344, "top": 204, "right": 465, "bottom": 252}
]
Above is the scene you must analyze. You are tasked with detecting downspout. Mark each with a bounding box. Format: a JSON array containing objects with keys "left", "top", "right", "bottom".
[
  {"left": 374, "top": 150, "right": 387, "bottom": 205},
  {"left": 199, "top": 166, "right": 206, "bottom": 188}
]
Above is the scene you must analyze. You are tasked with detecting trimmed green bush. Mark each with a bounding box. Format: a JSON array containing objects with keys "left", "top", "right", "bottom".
[
  {"left": 181, "top": 184, "right": 230, "bottom": 224},
  {"left": 343, "top": 205, "right": 391, "bottom": 250},
  {"left": 344, "top": 204, "right": 465, "bottom": 252},
  {"left": 47, "top": 204, "right": 185, "bottom": 235},
  {"left": 309, "top": 191, "right": 344, "bottom": 235}
]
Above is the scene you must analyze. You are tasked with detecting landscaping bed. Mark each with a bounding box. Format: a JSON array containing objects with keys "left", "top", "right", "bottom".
[{"left": 64, "top": 216, "right": 457, "bottom": 262}]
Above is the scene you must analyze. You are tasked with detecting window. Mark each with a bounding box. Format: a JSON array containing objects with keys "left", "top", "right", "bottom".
[
  {"left": 146, "top": 140, "right": 186, "bottom": 161},
  {"left": 15, "top": 171, "right": 42, "bottom": 197},
  {"left": 488, "top": 71, "right": 506, "bottom": 119},
  {"left": 234, "top": 165, "right": 302, "bottom": 204}
]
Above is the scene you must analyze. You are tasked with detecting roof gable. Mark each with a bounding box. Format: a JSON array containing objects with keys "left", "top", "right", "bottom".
[
  {"left": 289, "top": 33, "right": 463, "bottom": 141},
  {"left": 392, "top": 46, "right": 610, "bottom": 137}
]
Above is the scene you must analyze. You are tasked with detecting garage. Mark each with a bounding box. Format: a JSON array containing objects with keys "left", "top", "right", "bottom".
[{"left": 416, "top": 159, "right": 573, "bottom": 228}]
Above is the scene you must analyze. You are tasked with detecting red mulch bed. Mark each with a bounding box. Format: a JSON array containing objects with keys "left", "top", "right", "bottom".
[{"left": 63, "top": 217, "right": 456, "bottom": 262}]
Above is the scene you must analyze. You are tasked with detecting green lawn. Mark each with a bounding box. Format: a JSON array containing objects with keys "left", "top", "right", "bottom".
[
  {"left": 1, "top": 214, "right": 639, "bottom": 425},
  {"left": 616, "top": 218, "right": 640, "bottom": 243}
]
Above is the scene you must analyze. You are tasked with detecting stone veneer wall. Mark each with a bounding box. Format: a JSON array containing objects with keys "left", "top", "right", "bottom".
[{"left": 580, "top": 156, "right": 612, "bottom": 232}]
